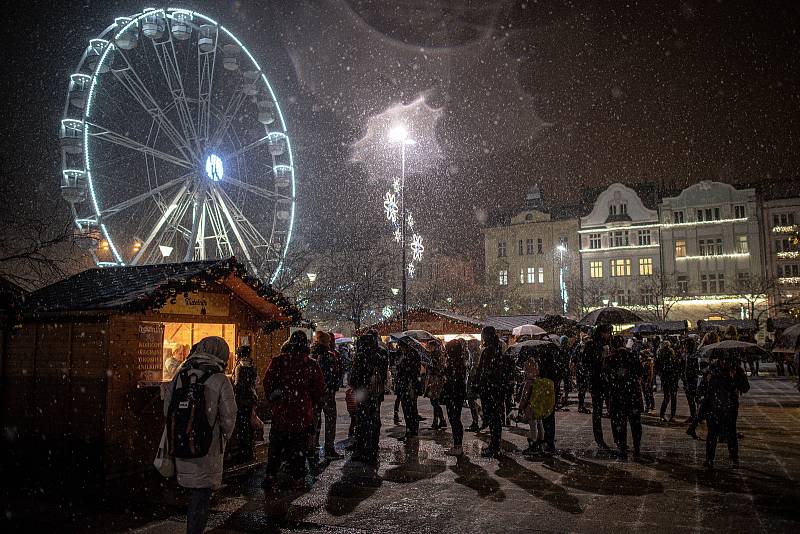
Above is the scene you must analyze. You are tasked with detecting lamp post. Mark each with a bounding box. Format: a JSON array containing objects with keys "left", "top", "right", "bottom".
[
  {"left": 556, "top": 244, "right": 568, "bottom": 315},
  {"left": 389, "top": 124, "right": 415, "bottom": 331}
]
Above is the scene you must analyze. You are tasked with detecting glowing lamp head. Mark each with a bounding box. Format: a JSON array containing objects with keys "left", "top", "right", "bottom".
[
  {"left": 205, "top": 154, "right": 224, "bottom": 181},
  {"left": 388, "top": 124, "right": 409, "bottom": 143}
]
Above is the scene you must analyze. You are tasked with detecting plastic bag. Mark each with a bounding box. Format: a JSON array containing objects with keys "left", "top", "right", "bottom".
[{"left": 153, "top": 427, "right": 175, "bottom": 478}]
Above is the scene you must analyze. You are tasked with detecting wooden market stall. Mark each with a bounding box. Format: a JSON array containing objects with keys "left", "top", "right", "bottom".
[
  {"left": 2, "top": 259, "right": 301, "bottom": 481},
  {"left": 360, "top": 308, "right": 483, "bottom": 341}
]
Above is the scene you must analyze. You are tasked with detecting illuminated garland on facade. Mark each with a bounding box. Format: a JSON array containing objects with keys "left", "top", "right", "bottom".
[
  {"left": 676, "top": 253, "right": 750, "bottom": 261},
  {"left": 772, "top": 225, "right": 798, "bottom": 234},
  {"left": 777, "top": 251, "right": 800, "bottom": 259}
]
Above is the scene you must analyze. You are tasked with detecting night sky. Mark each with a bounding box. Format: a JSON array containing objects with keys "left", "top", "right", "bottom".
[{"left": 3, "top": 0, "right": 798, "bottom": 262}]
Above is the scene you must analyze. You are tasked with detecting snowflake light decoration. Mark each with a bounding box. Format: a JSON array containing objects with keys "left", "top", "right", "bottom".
[
  {"left": 407, "top": 262, "right": 415, "bottom": 278},
  {"left": 407, "top": 213, "right": 415, "bottom": 231},
  {"left": 383, "top": 191, "right": 398, "bottom": 224},
  {"left": 382, "top": 305, "right": 393, "bottom": 318},
  {"left": 393, "top": 178, "right": 401, "bottom": 193},
  {"left": 410, "top": 233, "right": 424, "bottom": 262},
  {"left": 394, "top": 226, "right": 402, "bottom": 243}
]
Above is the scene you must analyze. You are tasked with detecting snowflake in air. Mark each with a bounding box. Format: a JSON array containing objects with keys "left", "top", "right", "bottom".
[
  {"left": 407, "top": 213, "right": 414, "bottom": 231},
  {"left": 407, "top": 262, "right": 415, "bottom": 278},
  {"left": 383, "top": 191, "right": 398, "bottom": 224},
  {"left": 394, "top": 226, "right": 402, "bottom": 243},
  {"left": 410, "top": 233, "right": 424, "bottom": 262}
]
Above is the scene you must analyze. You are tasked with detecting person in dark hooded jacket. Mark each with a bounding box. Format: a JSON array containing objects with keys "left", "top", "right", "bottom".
[
  {"left": 232, "top": 345, "right": 258, "bottom": 462},
  {"left": 441, "top": 339, "right": 468, "bottom": 456},
  {"left": 475, "top": 326, "right": 514, "bottom": 458},
  {"left": 394, "top": 338, "right": 422, "bottom": 441},
  {"left": 584, "top": 324, "right": 613, "bottom": 450},
  {"left": 261, "top": 331, "right": 324, "bottom": 490},
  {"left": 608, "top": 336, "right": 644, "bottom": 459},
  {"left": 350, "top": 331, "right": 388, "bottom": 464},
  {"left": 656, "top": 341, "right": 680, "bottom": 421},
  {"left": 703, "top": 356, "right": 750, "bottom": 469}
]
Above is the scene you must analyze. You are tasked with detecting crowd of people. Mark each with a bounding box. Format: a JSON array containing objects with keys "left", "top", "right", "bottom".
[{"left": 159, "top": 322, "right": 794, "bottom": 532}]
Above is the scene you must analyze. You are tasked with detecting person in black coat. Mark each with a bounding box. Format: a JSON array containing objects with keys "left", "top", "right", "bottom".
[
  {"left": 232, "top": 345, "right": 258, "bottom": 462},
  {"left": 475, "top": 326, "right": 514, "bottom": 458},
  {"left": 703, "top": 357, "right": 750, "bottom": 469},
  {"left": 681, "top": 338, "right": 700, "bottom": 422},
  {"left": 584, "top": 324, "right": 613, "bottom": 450},
  {"left": 394, "top": 337, "right": 421, "bottom": 441},
  {"left": 441, "top": 339, "right": 468, "bottom": 456},
  {"left": 350, "top": 331, "right": 388, "bottom": 464},
  {"left": 608, "top": 336, "right": 644, "bottom": 459},
  {"left": 656, "top": 341, "right": 679, "bottom": 421},
  {"left": 535, "top": 343, "right": 560, "bottom": 455}
]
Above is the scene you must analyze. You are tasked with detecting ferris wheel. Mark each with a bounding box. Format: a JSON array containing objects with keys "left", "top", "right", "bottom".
[{"left": 59, "top": 7, "right": 296, "bottom": 282}]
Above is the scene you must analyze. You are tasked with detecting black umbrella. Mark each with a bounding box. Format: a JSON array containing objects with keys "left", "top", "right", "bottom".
[
  {"left": 506, "top": 339, "right": 558, "bottom": 360},
  {"left": 697, "top": 340, "right": 768, "bottom": 361},
  {"left": 579, "top": 307, "right": 643, "bottom": 327},
  {"left": 401, "top": 329, "right": 437, "bottom": 342},
  {"left": 773, "top": 323, "right": 800, "bottom": 354},
  {"left": 389, "top": 333, "right": 432, "bottom": 366}
]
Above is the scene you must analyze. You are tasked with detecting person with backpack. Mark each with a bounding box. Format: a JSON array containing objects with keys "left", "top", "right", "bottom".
[
  {"left": 441, "top": 339, "right": 468, "bottom": 456},
  {"left": 262, "top": 331, "right": 325, "bottom": 491},
  {"left": 350, "top": 331, "right": 388, "bottom": 464},
  {"left": 163, "top": 336, "right": 237, "bottom": 534},
  {"left": 475, "top": 325, "right": 514, "bottom": 458},
  {"left": 231, "top": 345, "right": 258, "bottom": 463}
]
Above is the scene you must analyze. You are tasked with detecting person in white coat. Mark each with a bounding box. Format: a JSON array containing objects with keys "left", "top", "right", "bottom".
[{"left": 163, "top": 336, "right": 236, "bottom": 534}]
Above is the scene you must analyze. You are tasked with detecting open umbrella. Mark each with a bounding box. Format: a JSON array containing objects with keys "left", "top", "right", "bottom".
[
  {"left": 506, "top": 339, "right": 558, "bottom": 359},
  {"left": 512, "top": 324, "right": 547, "bottom": 337},
  {"left": 773, "top": 323, "right": 800, "bottom": 353},
  {"left": 401, "top": 329, "right": 437, "bottom": 342},
  {"left": 697, "top": 340, "right": 768, "bottom": 361},
  {"left": 579, "top": 307, "right": 643, "bottom": 327},
  {"left": 390, "top": 333, "right": 433, "bottom": 366}
]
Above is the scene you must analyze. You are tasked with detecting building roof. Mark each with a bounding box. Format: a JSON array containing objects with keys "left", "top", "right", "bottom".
[{"left": 24, "top": 259, "right": 302, "bottom": 328}]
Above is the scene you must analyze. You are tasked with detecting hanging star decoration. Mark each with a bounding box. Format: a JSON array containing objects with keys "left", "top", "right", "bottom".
[
  {"left": 407, "top": 262, "right": 415, "bottom": 278},
  {"left": 410, "top": 233, "right": 424, "bottom": 262},
  {"left": 383, "top": 191, "right": 398, "bottom": 224}
]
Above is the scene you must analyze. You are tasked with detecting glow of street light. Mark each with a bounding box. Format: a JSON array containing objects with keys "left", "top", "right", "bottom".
[
  {"left": 306, "top": 272, "right": 317, "bottom": 283},
  {"left": 391, "top": 288, "right": 400, "bottom": 296},
  {"left": 388, "top": 124, "right": 408, "bottom": 142}
]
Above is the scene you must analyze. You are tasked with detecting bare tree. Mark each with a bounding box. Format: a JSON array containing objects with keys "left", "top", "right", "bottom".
[
  {"left": 305, "top": 244, "right": 394, "bottom": 331},
  {"left": 0, "top": 178, "right": 89, "bottom": 290},
  {"left": 636, "top": 272, "right": 689, "bottom": 322}
]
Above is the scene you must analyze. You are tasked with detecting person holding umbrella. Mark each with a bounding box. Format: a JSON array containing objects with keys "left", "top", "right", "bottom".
[
  {"left": 703, "top": 354, "right": 750, "bottom": 469},
  {"left": 475, "top": 325, "right": 514, "bottom": 458}
]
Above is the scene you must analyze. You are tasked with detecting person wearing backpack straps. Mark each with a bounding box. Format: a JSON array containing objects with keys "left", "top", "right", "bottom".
[{"left": 163, "top": 336, "right": 236, "bottom": 534}]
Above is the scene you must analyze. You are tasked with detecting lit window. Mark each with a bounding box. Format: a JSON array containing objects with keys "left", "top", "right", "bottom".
[
  {"left": 526, "top": 238, "right": 534, "bottom": 255},
  {"left": 638, "top": 229, "right": 651, "bottom": 246},
  {"left": 675, "top": 240, "right": 686, "bottom": 258},
  {"left": 611, "top": 259, "right": 631, "bottom": 277},
  {"left": 498, "top": 270, "right": 508, "bottom": 286},
  {"left": 736, "top": 235, "right": 749, "bottom": 254},
  {"left": 590, "top": 261, "right": 603, "bottom": 278},
  {"left": 639, "top": 257, "right": 653, "bottom": 276},
  {"left": 538, "top": 267, "right": 544, "bottom": 283},
  {"left": 498, "top": 241, "right": 507, "bottom": 257},
  {"left": 589, "top": 233, "right": 602, "bottom": 249},
  {"left": 527, "top": 266, "right": 535, "bottom": 284},
  {"left": 734, "top": 205, "right": 746, "bottom": 219}
]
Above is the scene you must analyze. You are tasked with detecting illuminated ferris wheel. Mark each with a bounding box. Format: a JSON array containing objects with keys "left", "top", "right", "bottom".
[{"left": 59, "top": 7, "right": 296, "bottom": 282}]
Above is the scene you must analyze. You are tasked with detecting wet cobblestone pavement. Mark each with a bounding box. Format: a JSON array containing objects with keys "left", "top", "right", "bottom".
[{"left": 8, "top": 376, "right": 800, "bottom": 533}]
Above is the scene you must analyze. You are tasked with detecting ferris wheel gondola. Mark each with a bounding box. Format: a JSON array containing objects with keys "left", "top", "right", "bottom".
[{"left": 59, "top": 7, "right": 296, "bottom": 282}]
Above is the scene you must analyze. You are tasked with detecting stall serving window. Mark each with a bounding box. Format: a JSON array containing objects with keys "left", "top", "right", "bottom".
[{"left": 161, "top": 322, "right": 236, "bottom": 379}]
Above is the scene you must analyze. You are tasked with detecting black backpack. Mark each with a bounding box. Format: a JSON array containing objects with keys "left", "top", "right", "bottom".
[{"left": 167, "top": 368, "right": 217, "bottom": 459}]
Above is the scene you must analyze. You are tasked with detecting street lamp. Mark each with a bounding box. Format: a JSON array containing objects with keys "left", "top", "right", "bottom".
[
  {"left": 556, "top": 244, "right": 568, "bottom": 315},
  {"left": 306, "top": 272, "right": 317, "bottom": 284},
  {"left": 389, "top": 123, "right": 415, "bottom": 331},
  {"left": 602, "top": 298, "right": 609, "bottom": 307}
]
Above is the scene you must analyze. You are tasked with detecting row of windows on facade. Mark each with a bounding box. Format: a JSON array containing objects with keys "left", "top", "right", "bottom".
[
  {"left": 497, "top": 237, "right": 569, "bottom": 257},
  {"left": 773, "top": 212, "right": 796, "bottom": 227},
  {"left": 596, "top": 272, "right": 751, "bottom": 300},
  {"left": 672, "top": 236, "right": 749, "bottom": 257},
  {"left": 587, "top": 229, "right": 652, "bottom": 249},
  {"left": 775, "top": 238, "right": 800, "bottom": 253},
  {"left": 497, "top": 267, "right": 546, "bottom": 286},
  {"left": 589, "top": 258, "right": 653, "bottom": 278},
  {"left": 778, "top": 264, "right": 800, "bottom": 278},
  {"left": 668, "top": 204, "right": 747, "bottom": 224}
]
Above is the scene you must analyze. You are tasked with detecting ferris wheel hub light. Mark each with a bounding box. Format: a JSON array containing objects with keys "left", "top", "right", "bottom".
[{"left": 205, "top": 154, "right": 224, "bottom": 181}]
